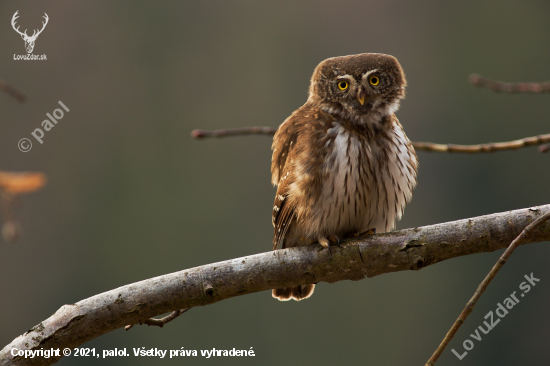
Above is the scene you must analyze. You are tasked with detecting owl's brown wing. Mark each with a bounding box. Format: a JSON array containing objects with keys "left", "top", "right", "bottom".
[
  {"left": 271, "top": 112, "right": 301, "bottom": 250},
  {"left": 271, "top": 112, "right": 299, "bottom": 185},
  {"left": 271, "top": 106, "right": 336, "bottom": 249},
  {"left": 271, "top": 166, "right": 295, "bottom": 250}
]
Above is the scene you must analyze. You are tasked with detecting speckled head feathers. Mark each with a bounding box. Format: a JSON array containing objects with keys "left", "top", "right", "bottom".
[{"left": 308, "top": 53, "right": 406, "bottom": 115}]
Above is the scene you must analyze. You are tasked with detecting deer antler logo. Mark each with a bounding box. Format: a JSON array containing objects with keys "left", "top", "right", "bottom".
[{"left": 11, "top": 11, "right": 49, "bottom": 54}]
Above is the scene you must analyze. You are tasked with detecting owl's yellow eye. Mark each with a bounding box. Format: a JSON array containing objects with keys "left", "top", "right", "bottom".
[
  {"left": 337, "top": 81, "right": 349, "bottom": 90},
  {"left": 369, "top": 75, "right": 380, "bottom": 86}
]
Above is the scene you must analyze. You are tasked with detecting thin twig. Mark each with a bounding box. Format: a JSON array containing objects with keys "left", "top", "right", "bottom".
[
  {"left": 413, "top": 134, "right": 550, "bottom": 153},
  {"left": 191, "top": 127, "right": 550, "bottom": 154},
  {"left": 0, "top": 79, "right": 26, "bottom": 102},
  {"left": 191, "top": 127, "right": 276, "bottom": 139},
  {"left": 125, "top": 308, "right": 190, "bottom": 330},
  {"left": 469, "top": 73, "right": 550, "bottom": 93},
  {"left": 425, "top": 210, "right": 550, "bottom": 366}
]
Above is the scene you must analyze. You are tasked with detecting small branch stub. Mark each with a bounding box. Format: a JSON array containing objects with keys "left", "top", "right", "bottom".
[{"left": 125, "top": 308, "right": 190, "bottom": 330}]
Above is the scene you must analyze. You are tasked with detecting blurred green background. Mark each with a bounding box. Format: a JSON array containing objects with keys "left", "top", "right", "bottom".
[{"left": 1, "top": 1, "right": 550, "bottom": 365}]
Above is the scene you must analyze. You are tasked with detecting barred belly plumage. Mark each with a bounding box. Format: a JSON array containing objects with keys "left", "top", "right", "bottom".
[{"left": 313, "top": 119, "right": 416, "bottom": 238}]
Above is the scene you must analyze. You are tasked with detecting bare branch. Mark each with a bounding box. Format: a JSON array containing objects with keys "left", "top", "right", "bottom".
[
  {"left": 412, "top": 134, "right": 550, "bottom": 153},
  {"left": 0, "top": 79, "right": 26, "bottom": 103},
  {"left": 191, "top": 127, "right": 276, "bottom": 139},
  {"left": 426, "top": 210, "right": 550, "bottom": 365},
  {"left": 191, "top": 127, "right": 550, "bottom": 154},
  {"left": 2, "top": 204, "right": 550, "bottom": 365},
  {"left": 469, "top": 73, "right": 550, "bottom": 93}
]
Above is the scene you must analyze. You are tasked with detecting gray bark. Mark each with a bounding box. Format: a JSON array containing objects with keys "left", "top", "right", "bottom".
[{"left": 2, "top": 204, "right": 550, "bottom": 365}]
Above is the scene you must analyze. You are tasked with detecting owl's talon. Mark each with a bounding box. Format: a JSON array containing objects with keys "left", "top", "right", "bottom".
[
  {"left": 316, "top": 241, "right": 332, "bottom": 254},
  {"left": 318, "top": 236, "right": 334, "bottom": 254},
  {"left": 327, "top": 234, "right": 341, "bottom": 246},
  {"left": 318, "top": 236, "right": 330, "bottom": 248},
  {"left": 359, "top": 228, "right": 376, "bottom": 236}
]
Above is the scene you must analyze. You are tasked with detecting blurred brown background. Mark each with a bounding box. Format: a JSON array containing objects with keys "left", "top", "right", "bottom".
[{"left": 1, "top": 1, "right": 550, "bottom": 365}]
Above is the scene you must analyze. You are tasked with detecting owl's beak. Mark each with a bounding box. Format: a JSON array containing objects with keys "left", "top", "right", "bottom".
[{"left": 357, "top": 88, "right": 365, "bottom": 105}]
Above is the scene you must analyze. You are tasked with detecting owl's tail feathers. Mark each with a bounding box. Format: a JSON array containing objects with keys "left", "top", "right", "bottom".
[{"left": 272, "top": 284, "right": 315, "bottom": 301}]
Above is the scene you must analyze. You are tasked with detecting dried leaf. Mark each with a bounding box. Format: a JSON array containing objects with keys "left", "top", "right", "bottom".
[{"left": 0, "top": 171, "right": 47, "bottom": 194}]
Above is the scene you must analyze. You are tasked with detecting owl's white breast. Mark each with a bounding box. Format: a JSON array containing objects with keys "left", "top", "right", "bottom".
[{"left": 313, "top": 119, "right": 417, "bottom": 236}]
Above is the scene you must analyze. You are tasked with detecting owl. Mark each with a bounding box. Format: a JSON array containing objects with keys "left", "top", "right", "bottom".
[{"left": 271, "top": 53, "right": 418, "bottom": 301}]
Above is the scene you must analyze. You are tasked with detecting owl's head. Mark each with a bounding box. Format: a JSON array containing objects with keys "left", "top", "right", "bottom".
[{"left": 308, "top": 53, "right": 406, "bottom": 117}]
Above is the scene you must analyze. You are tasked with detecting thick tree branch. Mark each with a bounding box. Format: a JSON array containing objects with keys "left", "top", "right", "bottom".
[
  {"left": 2, "top": 204, "right": 550, "bottom": 365},
  {"left": 469, "top": 73, "right": 550, "bottom": 93},
  {"left": 191, "top": 128, "right": 550, "bottom": 154}
]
